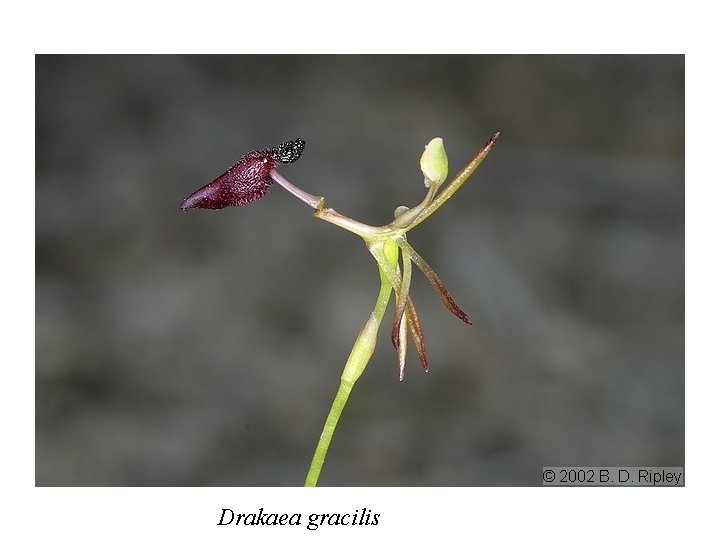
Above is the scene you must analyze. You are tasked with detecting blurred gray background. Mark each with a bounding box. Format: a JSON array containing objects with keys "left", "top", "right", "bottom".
[{"left": 36, "top": 55, "right": 684, "bottom": 486}]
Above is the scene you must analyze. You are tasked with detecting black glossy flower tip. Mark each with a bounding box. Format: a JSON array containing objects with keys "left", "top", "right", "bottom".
[
  {"left": 180, "top": 139, "right": 305, "bottom": 212},
  {"left": 271, "top": 138, "right": 305, "bottom": 164}
]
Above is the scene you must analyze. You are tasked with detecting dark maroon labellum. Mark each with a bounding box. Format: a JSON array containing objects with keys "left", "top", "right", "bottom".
[{"left": 180, "top": 139, "right": 305, "bottom": 212}]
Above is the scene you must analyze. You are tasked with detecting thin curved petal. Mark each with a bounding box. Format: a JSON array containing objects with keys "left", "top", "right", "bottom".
[
  {"left": 397, "top": 310, "right": 408, "bottom": 380},
  {"left": 391, "top": 247, "right": 413, "bottom": 350},
  {"left": 405, "top": 298, "right": 428, "bottom": 372}
]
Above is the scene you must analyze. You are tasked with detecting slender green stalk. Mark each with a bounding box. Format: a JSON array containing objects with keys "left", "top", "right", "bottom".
[
  {"left": 314, "top": 207, "right": 392, "bottom": 239},
  {"left": 304, "top": 379, "right": 353, "bottom": 487},
  {"left": 304, "top": 240, "right": 397, "bottom": 486},
  {"left": 269, "top": 169, "right": 325, "bottom": 210}
]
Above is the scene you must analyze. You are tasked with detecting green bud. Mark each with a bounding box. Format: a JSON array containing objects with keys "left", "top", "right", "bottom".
[{"left": 420, "top": 137, "right": 448, "bottom": 188}]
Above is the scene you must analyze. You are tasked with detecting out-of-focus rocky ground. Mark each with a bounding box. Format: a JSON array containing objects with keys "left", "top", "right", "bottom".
[{"left": 36, "top": 55, "right": 683, "bottom": 485}]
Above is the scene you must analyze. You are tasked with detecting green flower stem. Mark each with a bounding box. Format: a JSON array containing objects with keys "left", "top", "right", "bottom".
[
  {"left": 304, "top": 379, "right": 352, "bottom": 487},
  {"left": 304, "top": 240, "right": 398, "bottom": 486}
]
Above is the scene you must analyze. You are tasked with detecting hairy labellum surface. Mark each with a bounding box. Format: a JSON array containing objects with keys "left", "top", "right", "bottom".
[{"left": 180, "top": 139, "right": 305, "bottom": 212}]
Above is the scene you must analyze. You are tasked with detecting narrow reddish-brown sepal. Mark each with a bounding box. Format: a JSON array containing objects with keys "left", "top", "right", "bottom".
[
  {"left": 405, "top": 298, "right": 429, "bottom": 372},
  {"left": 425, "top": 270, "right": 472, "bottom": 325},
  {"left": 391, "top": 247, "right": 413, "bottom": 351},
  {"left": 391, "top": 317, "right": 401, "bottom": 350},
  {"left": 399, "top": 239, "right": 472, "bottom": 325},
  {"left": 481, "top": 131, "right": 500, "bottom": 153}
]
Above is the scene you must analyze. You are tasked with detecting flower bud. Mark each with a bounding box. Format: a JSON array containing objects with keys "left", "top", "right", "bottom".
[{"left": 420, "top": 137, "right": 448, "bottom": 188}]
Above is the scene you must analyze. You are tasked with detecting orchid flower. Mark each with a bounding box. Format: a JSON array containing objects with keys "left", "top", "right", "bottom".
[{"left": 180, "top": 133, "right": 500, "bottom": 485}]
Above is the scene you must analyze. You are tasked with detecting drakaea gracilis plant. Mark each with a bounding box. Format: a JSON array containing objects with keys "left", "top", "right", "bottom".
[{"left": 180, "top": 133, "right": 500, "bottom": 486}]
